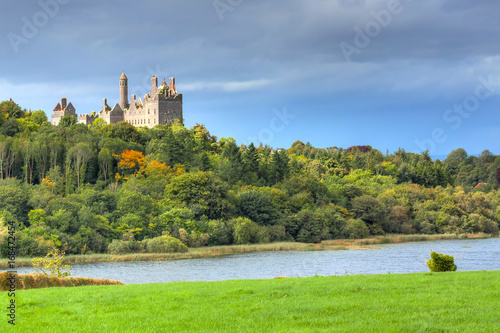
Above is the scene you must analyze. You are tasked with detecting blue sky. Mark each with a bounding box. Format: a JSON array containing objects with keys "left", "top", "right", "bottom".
[{"left": 1, "top": 0, "right": 499, "bottom": 156}]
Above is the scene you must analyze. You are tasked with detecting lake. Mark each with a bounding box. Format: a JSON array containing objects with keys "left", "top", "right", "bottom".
[{"left": 5, "top": 238, "right": 499, "bottom": 284}]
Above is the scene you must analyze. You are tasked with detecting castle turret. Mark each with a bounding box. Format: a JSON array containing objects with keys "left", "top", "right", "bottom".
[
  {"left": 150, "top": 76, "right": 158, "bottom": 95},
  {"left": 119, "top": 71, "right": 128, "bottom": 110}
]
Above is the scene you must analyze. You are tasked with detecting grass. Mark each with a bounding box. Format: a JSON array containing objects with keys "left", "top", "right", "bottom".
[
  {"left": 0, "top": 233, "right": 494, "bottom": 269},
  {"left": 2, "top": 270, "right": 498, "bottom": 332}
]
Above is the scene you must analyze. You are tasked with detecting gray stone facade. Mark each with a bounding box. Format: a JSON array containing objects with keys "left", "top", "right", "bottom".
[
  {"left": 51, "top": 97, "right": 76, "bottom": 125},
  {"left": 77, "top": 72, "right": 183, "bottom": 128}
]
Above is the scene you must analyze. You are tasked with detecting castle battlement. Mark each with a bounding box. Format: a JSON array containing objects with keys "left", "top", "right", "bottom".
[{"left": 51, "top": 71, "right": 183, "bottom": 128}]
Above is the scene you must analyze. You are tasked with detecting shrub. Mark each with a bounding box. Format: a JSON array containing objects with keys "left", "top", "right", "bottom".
[
  {"left": 108, "top": 239, "right": 144, "bottom": 254},
  {"left": 426, "top": 251, "right": 457, "bottom": 272},
  {"left": 31, "top": 247, "right": 71, "bottom": 278},
  {"left": 144, "top": 236, "right": 188, "bottom": 253},
  {"left": 343, "top": 218, "right": 370, "bottom": 239},
  {"left": 232, "top": 217, "right": 260, "bottom": 244}
]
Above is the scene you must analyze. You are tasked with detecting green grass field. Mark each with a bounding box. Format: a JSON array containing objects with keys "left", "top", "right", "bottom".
[{"left": 2, "top": 271, "right": 499, "bottom": 332}]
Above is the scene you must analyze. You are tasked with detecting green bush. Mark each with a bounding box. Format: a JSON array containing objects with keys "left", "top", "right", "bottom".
[
  {"left": 232, "top": 217, "right": 261, "bottom": 244},
  {"left": 343, "top": 218, "right": 370, "bottom": 239},
  {"left": 426, "top": 251, "right": 457, "bottom": 272},
  {"left": 107, "top": 239, "right": 144, "bottom": 255},
  {"left": 144, "top": 236, "right": 188, "bottom": 253}
]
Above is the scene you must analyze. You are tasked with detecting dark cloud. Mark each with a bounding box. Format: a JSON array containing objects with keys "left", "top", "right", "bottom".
[{"left": 0, "top": 0, "right": 498, "bottom": 154}]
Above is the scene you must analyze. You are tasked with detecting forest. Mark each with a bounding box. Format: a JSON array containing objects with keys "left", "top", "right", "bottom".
[{"left": 0, "top": 99, "right": 499, "bottom": 257}]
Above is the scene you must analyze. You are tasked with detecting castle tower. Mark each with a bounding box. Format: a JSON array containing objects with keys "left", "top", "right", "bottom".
[{"left": 119, "top": 71, "right": 128, "bottom": 110}]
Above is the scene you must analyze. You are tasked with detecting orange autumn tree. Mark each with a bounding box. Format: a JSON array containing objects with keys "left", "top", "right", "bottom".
[
  {"left": 114, "top": 149, "right": 146, "bottom": 180},
  {"left": 143, "top": 160, "right": 183, "bottom": 179},
  {"left": 114, "top": 149, "right": 183, "bottom": 182}
]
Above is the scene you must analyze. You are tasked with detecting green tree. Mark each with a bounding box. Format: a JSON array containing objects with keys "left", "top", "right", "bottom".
[
  {"left": 98, "top": 148, "right": 113, "bottom": 181},
  {"left": 426, "top": 251, "right": 457, "bottom": 272},
  {"left": 58, "top": 114, "right": 77, "bottom": 127},
  {"left": 66, "top": 142, "right": 93, "bottom": 188},
  {"left": 29, "top": 110, "right": 48, "bottom": 125}
]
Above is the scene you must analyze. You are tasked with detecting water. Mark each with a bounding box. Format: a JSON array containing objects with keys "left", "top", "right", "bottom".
[{"left": 4, "top": 238, "right": 499, "bottom": 284}]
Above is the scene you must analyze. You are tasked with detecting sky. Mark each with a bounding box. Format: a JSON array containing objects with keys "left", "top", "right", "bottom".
[{"left": 1, "top": 0, "right": 499, "bottom": 157}]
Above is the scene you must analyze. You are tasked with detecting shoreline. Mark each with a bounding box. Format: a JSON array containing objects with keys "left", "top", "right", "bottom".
[{"left": 1, "top": 233, "right": 494, "bottom": 269}]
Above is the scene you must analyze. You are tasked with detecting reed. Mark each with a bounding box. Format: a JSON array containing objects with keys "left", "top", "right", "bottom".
[
  {"left": 0, "top": 233, "right": 493, "bottom": 269},
  {"left": 0, "top": 272, "right": 124, "bottom": 291}
]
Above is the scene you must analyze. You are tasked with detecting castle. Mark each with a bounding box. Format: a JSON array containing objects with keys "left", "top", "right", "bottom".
[
  {"left": 51, "top": 72, "right": 183, "bottom": 127},
  {"left": 50, "top": 97, "right": 76, "bottom": 126}
]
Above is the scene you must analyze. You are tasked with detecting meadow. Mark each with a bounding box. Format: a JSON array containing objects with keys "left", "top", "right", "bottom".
[{"left": 3, "top": 270, "right": 498, "bottom": 332}]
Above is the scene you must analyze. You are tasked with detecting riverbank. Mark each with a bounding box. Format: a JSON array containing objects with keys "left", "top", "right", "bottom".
[
  {"left": 0, "top": 233, "right": 494, "bottom": 269},
  {"left": 0, "top": 272, "right": 124, "bottom": 292},
  {"left": 7, "top": 270, "right": 499, "bottom": 332}
]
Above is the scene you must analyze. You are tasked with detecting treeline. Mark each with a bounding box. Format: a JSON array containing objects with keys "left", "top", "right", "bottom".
[{"left": 0, "top": 99, "right": 499, "bottom": 257}]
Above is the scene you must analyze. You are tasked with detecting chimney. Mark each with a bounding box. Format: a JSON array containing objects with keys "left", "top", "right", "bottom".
[
  {"left": 61, "top": 97, "right": 67, "bottom": 109},
  {"left": 151, "top": 76, "right": 158, "bottom": 91},
  {"left": 103, "top": 98, "right": 107, "bottom": 111}
]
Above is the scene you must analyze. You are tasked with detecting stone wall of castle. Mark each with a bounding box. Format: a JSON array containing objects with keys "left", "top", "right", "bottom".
[
  {"left": 74, "top": 72, "right": 183, "bottom": 128},
  {"left": 51, "top": 97, "right": 76, "bottom": 125}
]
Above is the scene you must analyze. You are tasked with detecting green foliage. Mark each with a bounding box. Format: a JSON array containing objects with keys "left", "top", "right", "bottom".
[
  {"left": 107, "top": 239, "right": 144, "bottom": 255},
  {"left": 232, "top": 217, "right": 261, "bottom": 245},
  {"left": 31, "top": 247, "right": 72, "bottom": 278},
  {"left": 426, "top": 251, "right": 457, "bottom": 272},
  {"left": 343, "top": 218, "right": 370, "bottom": 239},
  {"left": 144, "top": 235, "right": 188, "bottom": 253},
  {"left": 58, "top": 114, "right": 77, "bottom": 127},
  {"left": 0, "top": 105, "right": 499, "bottom": 255}
]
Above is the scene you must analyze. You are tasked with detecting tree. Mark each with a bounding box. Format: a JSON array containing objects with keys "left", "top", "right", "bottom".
[
  {"left": 270, "top": 149, "right": 289, "bottom": 184},
  {"left": 351, "top": 195, "right": 386, "bottom": 233},
  {"left": 66, "top": 142, "right": 93, "bottom": 188},
  {"left": 110, "top": 121, "right": 140, "bottom": 143},
  {"left": 426, "top": 251, "right": 457, "bottom": 272},
  {"left": 114, "top": 149, "right": 145, "bottom": 178},
  {"left": 495, "top": 168, "right": 500, "bottom": 190},
  {"left": 0, "top": 179, "right": 30, "bottom": 224},
  {"left": 21, "top": 138, "right": 37, "bottom": 184},
  {"left": 98, "top": 148, "right": 113, "bottom": 181},
  {"left": 58, "top": 114, "right": 77, "bottom": 127},
  {"left": 0, "top": 99, "right": 24, "bottom": 121},
  {"left": 444, "top": 148, "right": 468, "bottom": 175},
  {"left": 237, "top": 188, "right": 279, "bottom": 226},
  {"left": 343, "top": 218, "right": 370, "bottom": 239},
  {"left": 164, "top": 171, "right": 233, "bottom": 219},
  {"left": 243, "top": 142, "right": 259, "bottom": 174},
  {"left": 31, "top": 247, "right": 72, "bottom": 278},
  {"left": 29, "top": 110, "right": 48, "bottom": 125}
]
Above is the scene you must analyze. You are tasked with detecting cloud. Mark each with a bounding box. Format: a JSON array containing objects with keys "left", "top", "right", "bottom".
[{"left": 181, "top": 79, "right": 275, "bottom": 92}]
